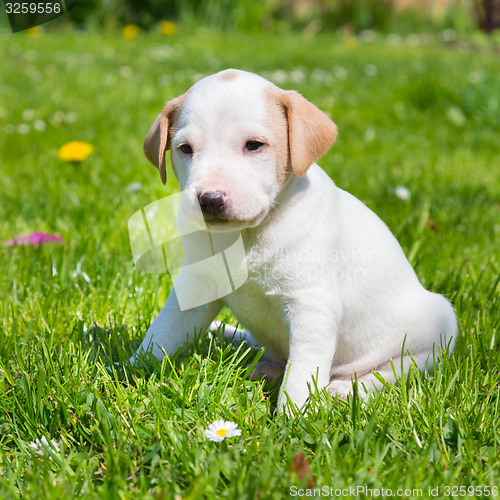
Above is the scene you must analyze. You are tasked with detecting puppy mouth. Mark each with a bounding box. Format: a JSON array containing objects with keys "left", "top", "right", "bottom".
[
  {"left": 204, "top": 215, "right": 245, "bottom": 228},
  {"left": 203, "top": 209, "right": 268, "bottom": 229},
  {"left": 203, "top": 214, "right": 230, "bottom": 225},
  {"left": 194, "top": 191, "right": 269, "bottom": 228}
]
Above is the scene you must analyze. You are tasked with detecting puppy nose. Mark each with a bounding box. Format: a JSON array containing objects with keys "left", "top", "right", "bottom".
[{"left": 197, "top": 191, "right": 227, "bottom": 215}]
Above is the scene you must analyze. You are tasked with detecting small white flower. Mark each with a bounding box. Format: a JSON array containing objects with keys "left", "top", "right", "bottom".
[
  {"left": 359, "top": 29, "right": 376, "bottom": 43},
  {"left": 33, "top": 120, "right": 46, "bottom": 132},
  {"left": 120, "top": 66, "right": 133, "bottom": 78},
  {"left": 204, "top": 420, "right": 241, "bottom": 442},
  {"left": 126, "top": 181, "right": 143, "bottom": 193},
  {"left": 271, "top": 70, "right": 287, "bottom": 85},
  {"left": 22, "top": 109, "right": 35, "bottom": 121},
  {"left": 290, "top": 68, "right": 306, "bottom": 84},
  {"left": 333, "top": 67, "right": 348, "bottom": 80},
  {"left": 364, "top": 64, "right": 377, "bottom": 77},
  {"left": 468, "top": 72, "right": 481, "bottom": 84},
  {"left": 441, "top": 29, "right": 457, "bottom": 42},
  {"left": 406, "top": 33, "right": 421, "bottom": 47},
  {"left": 395, "top": 186, "right": 411, "bottom": 201},
  {"left": 386, "top": 34, "right": 401, "bottom": 47},
  {"left": 50, "top": 111, "right": 65, "bottom": 127},
  {"left": 17, "top": 123, "right": 30, "bottom": 135},
  {"left": 64, "top": 112, "right": 77, "bottom": 124},
  {"left": 24, "top": 49, "right": 38, "bottom": 62},
  {"left": 28, "top": 436, "right": 60, "bottom": 455}
]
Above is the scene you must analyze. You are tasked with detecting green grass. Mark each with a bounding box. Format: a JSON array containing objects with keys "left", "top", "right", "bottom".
[{"left": 0, "top": 27, "right": 499, "bottom": 498}]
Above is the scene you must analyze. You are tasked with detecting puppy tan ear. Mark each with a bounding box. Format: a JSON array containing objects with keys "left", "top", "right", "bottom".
[
  {"left": 143, "top": 93, "right": 187, "bottom": 184},
  {"left": 279, "top": 90, "right": 338, "bottom": 176}
]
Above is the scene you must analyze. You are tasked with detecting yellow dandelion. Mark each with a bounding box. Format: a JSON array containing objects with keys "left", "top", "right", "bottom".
[
  {"left": 160, "top": 21, "right": 177, "bottom": 36},
  {"left": 58, "top": 141, "right": 94, "bottom": 162},
  {"left": 27, "top": 26, "right": 42, "bottom": 38},
  {"left": 343, "top": 35, "right": 358, "bottom": 49},
  {"left": 122, "top": 24, "right": 140, "bottom": 40}
]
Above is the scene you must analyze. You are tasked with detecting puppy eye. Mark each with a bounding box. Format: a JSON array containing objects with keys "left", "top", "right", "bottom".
[
  {"left": 245, "top": 140, "right": 265, "bottom": 152},
  {"left": 179, "top": 144, "right": 193, "bottom": 155}
]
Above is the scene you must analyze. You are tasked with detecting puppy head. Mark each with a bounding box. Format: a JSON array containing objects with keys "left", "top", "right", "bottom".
[{"left": 144, "top": 69, "right": 338, "bottom": 228}]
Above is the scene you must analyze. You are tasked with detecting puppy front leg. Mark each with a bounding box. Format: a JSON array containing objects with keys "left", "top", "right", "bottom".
[
  {"left": 278, "top": 299, "right": 340, "bottom": 412},
  {"left": 132, "top": 292, "right": 222, "bottom": 362}
]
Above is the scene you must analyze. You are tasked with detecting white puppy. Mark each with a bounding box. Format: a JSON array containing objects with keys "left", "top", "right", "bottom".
[{"left": 136, "top": 69, "right": 456, "bottom": 410}]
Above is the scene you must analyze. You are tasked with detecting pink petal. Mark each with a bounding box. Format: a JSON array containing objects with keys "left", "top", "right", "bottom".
[{"left": 2, "top": 232, "right": 63, "bottom": 246}]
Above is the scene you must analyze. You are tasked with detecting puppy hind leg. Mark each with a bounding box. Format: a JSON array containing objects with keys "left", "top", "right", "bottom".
[
  {"left": 209, "top": 321, "right": 285, "bottom": 380},
  {"left": 328, "top": 351, "right": 433, "bottom": 399}
]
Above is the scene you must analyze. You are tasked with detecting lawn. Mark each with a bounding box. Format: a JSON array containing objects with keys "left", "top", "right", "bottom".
[{"left": 0, "top": 26, "right": 499, "bottom": 499}]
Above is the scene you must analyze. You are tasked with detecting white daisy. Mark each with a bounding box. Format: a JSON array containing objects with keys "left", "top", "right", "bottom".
[
  {"left": 28, "top": 436, "right": 60, "bottom": 455},
  {"left": 204, "top": 420, "right": 241, "bottom": 442},
  {"left": 395, "top": 186, "right": 411, "bottom": 201}
]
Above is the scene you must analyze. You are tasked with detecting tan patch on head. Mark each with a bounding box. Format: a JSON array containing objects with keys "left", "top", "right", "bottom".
[
  {"left": 264, "top": 86, "right": 292, "bottom": 185},
  {"left": 218, "top": 70, "right": 240, "bottom": 82},
  {"left": 266, "top": 85, "right": 338, "bottom": 178}
]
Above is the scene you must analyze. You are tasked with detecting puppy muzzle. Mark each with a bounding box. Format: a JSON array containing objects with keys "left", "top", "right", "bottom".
[{"left": 197, "top": 191, "right": 227, "bottom": 219}]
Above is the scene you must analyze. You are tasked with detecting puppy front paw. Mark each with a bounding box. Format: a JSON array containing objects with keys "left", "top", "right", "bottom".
[
  {"left": 328, "top": 379, "right": 370, "bottom": 400},
  {"left": 327, "top": 379, "right": 354, "bottom": 400}
]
